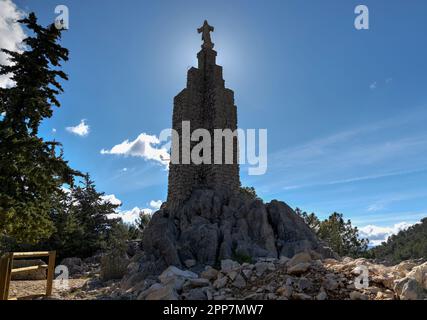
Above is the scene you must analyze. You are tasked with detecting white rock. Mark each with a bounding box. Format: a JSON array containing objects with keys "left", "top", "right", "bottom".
[
  {"left": 232, "top": 274, "right": 246, "bottom": 289},
  {"left": 242, "top": 269, "right": 253, "bottom": 279},
  {"left": 221, "top": 259, "right": 240, "bottom": 273},
  {"left": 158, "top": 266, "right": 198, "bottom": 291},
  {"left": 227, "top": 270, "right": 238, "bottom": 281},
  {"left": 406, "top": 262, "right": 427, "bottom": 289},
  {"left": 159, "top": 266, "right": 198, "bottom": 283}
]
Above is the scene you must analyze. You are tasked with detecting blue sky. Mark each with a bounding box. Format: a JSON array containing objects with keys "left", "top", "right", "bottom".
[{"left": 2, "top": 0, "right": 427, "bottom": 244}]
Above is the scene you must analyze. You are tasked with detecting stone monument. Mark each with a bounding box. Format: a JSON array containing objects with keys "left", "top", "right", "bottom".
[
  {"left": 167, "top": 20, "right": 240, "bottom": 209},
  {"left": 136, "top": 22, "right": 333, "bottom": 278}
]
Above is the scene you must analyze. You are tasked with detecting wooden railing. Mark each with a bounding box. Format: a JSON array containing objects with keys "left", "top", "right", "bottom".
[{"left": 0, "top": 251, "right": 56, "bottom": 300}]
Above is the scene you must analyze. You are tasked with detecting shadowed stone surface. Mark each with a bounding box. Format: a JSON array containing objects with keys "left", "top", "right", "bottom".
[
  {"left": 137, "top": 189, "right": 334, "bottom": 278},
  {"left": 167, "top": 21, "right": 240, "bottom": 209},
  {"left": 134, "top": 22, "right": 333, "bottom": 279}
]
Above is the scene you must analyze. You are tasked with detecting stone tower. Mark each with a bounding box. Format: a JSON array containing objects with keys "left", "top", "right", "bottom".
[
  {"left": 167, "top": 20, "right": 240, "bottom": 207},
  {"left": 135, "top": 23, "right": 334, "bottom": 276}
]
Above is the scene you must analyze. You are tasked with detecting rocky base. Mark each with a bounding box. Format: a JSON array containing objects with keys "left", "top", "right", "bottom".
[
  {"left": 119, "top": 252, "right": 427, "bottom": 300},
  {"left": 137, "top": 189, "right": 334, "bottom": 279},
  {"left": 10, "top": 253, "right": 426, "bottom": 300}
]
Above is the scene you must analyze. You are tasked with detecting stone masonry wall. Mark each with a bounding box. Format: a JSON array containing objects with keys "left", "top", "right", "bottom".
[{"left": 167, "top": 47, "right": 240, "bottom": 208}]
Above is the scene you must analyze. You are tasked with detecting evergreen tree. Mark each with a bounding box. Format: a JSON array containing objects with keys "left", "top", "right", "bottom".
[
  {"left": 46, "top": 188, "right": 83, "bottom": 258},
  {"left": 297, "top": 209, "right": 369, "bottom": 257},
  {"left": 370, "top": 218, "right": 427, "bottom": 263},
  {"left": 136, "top": 210, "right": 151, "bottom": 232},
  {"left": 66, "top": 174, "right": 120, "bottom": 257},
  {"left": 295, "top": 208, "right": 321, "bottom": 232},
  {"left": 317, "top": 213, "right": 368, "bottom": 257},
  {"left": 0, "top": 13, "right": 77, "bottom": 243}
]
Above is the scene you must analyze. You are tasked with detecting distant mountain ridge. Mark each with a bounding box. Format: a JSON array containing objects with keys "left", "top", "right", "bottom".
[{"left": 370, "top": 218, "right": 427, "bottom": 264}]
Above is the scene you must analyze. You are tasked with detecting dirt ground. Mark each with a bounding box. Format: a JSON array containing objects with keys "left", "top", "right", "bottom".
[{"left": 8, "top": 278, "right": 90, "bottom": 300}]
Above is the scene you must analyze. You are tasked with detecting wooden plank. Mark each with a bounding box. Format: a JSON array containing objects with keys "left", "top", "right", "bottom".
[
  {"left": 11, "top": 264, "right": 48, "bottom": 274},
  {"left": 45, "top": 251, "right": 56, "bottom": 296},
  {"left": 12, "top": 251, "right": 50, "bottom": 258}
]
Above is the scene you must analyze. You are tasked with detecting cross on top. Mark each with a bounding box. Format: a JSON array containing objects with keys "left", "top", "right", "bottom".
[{"left": 197, "top": 20, "right": 214, "bottom": 49}]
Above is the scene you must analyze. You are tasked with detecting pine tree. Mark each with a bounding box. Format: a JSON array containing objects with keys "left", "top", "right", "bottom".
[
  {"left": 370, "top": 218, "right": 427, "bottom": 263},
  {"left": 297, "top": 209, "right": 369, "bottom": 257},
  {"left": 67, "top": 174, "right": 120, "bottom": 257},
  {"left": 317, "top": 213, "right": 368, "bottom": 257},
  {"left": 0, "top": 13, "right": 78, "bottom": 243}
]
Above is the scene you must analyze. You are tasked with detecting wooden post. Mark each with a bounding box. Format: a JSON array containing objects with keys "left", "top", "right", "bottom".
[
  {"left": 46, "top": 251, "right": 56, "bottom": 296},
  {"left": 3, "top": 253, "right": 13, "bottom": 300},
  {"left": 0, "top": 254, "right": 9, "bottom": 300}
]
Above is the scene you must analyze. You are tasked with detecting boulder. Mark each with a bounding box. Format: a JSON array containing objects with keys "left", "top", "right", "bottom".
[
  {"left": 232, "top": 274, "right": 246, "bottom": 288},
  {"left": 137, "top": 189, "right": 333, "bottom": 278},
  {"left": 376, "top": 290, "right": 394, "bottom": 300},
  {"left": 292, "top": 292, "right": 312, "bottom": 300},
  {"left": 183, "top": 278, "right": 210, "bottom": 291},
  {"left": 399, "top": 278, "right": 425, "bottom": 300},
  {"left": 322, "top": 276, "right": 339, "bottom": 291},
  {"left": 60, "top": 257, "right": 84, "bottom": 276},
  {"left": 316, "top": 290, "right": 328, "bottom": 300},
  {"left": 287, "top": 252, "right": 312, "bottom": 268},
  {"left": 200, "top": 266, "right": 219, "bottom": 281},
  {"left": 288, "top": 262, "right": 311, "bottom": 275},
  {"left": 100, "top": 253, "right": 129, "bottom": 281},
  {"left": 159, "top": 266, "right": 198, "bottom": 282},
  {"left": 158, "top": 266, "right": 198, "bottom": 291},
  {"left": 183, "top": 288, "right": 207, "bottom": 300},
  {"left": 139, "top": 283, "right": 178, "bottom": 300},
  {"left": 276, "top": 285, "right": 293, "bottom": 298},
  {"left": 254, "top": 262, "right": 269, "bottom": 276},
  {"left": 295, "top": 277, "right": 312, "bottom": 291},
  {"left": 213, "top": 276, "right": 228, "bottom": 289},
  {"left": 221, "top": 259, "right": 240, "bottom": 273},
  {"left": 349, "top": 291, "right": 369, "bottom": 300},
  {"left": 406, "top": 262, "right": 427, "bottom": 289}
]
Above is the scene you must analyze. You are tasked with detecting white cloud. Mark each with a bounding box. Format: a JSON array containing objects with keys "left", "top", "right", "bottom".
[
  {"left": 359, "top": 222, "right": 415, "bottom": 246},
  {"left": 101, "top": 194, "right": 122, "bottom": 206},
  {"left": 108, "top": 207, "right": 153, "bottom": 224},
  {"left": 66, "top": 119, "right": 90, "bottom": 137},
  {"left": 106, "top": 196, "right": 163, "bottom": 224},
  {"left": 0, "top": 0, "right": 26, "bottom": 88},
  {"left": 369, "top": 81, "right": 377, "bottom": 90},
  {"left": 52, "top": 128, "right": 57, "bottom": 133},
  {"left": 101, "top": 133, "right": 169, "bottom": 167},
  {"left": 108, "top": 207, "right": 144, "bottom": 224},
  {"left": 150, "top": 200, "right": 162, "bottom": 210},
  {"left": 367, "top": 202, "right": 385, "bottom": 212}
]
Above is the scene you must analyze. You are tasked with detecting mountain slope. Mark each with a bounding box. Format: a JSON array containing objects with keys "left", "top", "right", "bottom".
[{"left": 370, "top": 218, "right": 427, "bottom": 263}]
